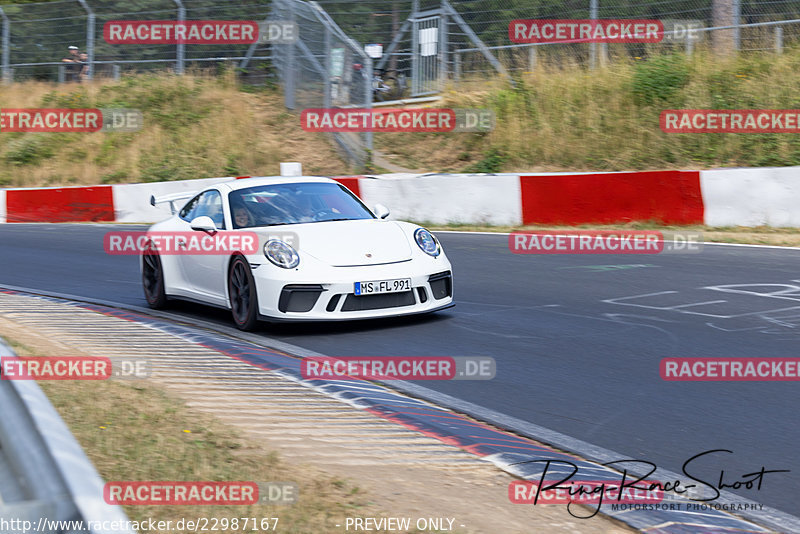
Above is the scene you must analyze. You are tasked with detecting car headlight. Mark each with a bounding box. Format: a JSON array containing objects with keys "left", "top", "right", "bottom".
[
  {"left": 414, "top": 228, "right": 440, "bottom": 257},
  {"left": 264, "top": 240, "right": 300, "bottom": 269}
]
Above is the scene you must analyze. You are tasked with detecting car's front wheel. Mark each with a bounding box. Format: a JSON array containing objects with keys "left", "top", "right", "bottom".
[
  {"left": 142, "top": 251, "right": 168, "bottom": 309},
  {"left": 228, "top": 255, "right": 259, "bottom": 331}
]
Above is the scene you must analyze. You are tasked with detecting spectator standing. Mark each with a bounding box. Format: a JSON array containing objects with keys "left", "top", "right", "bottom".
[
  {"left": 78, "top": 52, "right": 89, "bottom": 82},
  {"left": 61, "top": 45, "right": 81, "bottom": 82}
]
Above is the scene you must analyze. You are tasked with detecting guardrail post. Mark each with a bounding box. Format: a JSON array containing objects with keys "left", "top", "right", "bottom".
[
  {"left": 528, "top": 45, "right": 536, "bottom": 72},
  {"left": 112, "top": 63, "right": 120, "bottom": 79},
  {"left": 775, "top": 26, "right": 783, "bottom": 54},
  {"left": 77, "top": 0, "right": 94, "bottom": 80},
  {"left": 0, "top": 8, "right": 9, "bottom": 84},
  {"left": 173, "top": 0, "right": 185, "bottom": 74},
  {"left": 58, "top": 64, "right": 65, "bottom": 83}
]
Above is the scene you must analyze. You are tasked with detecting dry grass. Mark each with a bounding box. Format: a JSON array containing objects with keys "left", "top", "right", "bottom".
[
  {"left": 6, "top": 336, "right": 373, "bottom": 533},
  {"left": 375, "top": 46, "right": 800, "bottom": 173},
  {"left": 0, "top": 71, "right": 352, "bottom": 188},
  {"left": 3, "top": 48, "right": 800, "bottom": 183}
]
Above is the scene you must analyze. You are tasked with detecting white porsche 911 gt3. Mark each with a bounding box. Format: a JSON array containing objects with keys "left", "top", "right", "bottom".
[{"left": 140, "top": 176, "right": 454, "bottom": 330}]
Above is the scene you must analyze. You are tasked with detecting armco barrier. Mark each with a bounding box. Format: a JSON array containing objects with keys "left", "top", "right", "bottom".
[
  {"left": 6, "top": 186, "right": 115, "bottom": 223},
  {"left": 358, "top": 173, "right": 522, "bottom": 226},
  {"left": 113, "top": 177, "right": 232, "bottom": 223},
  {"left": 700, "top": 166, "right": 800, "bottom": 227},
  {"left": 0, "top": 337, "right": 135, "bottom": 534},
  {"left": 519, "top": 171, "right": 704, "bottom": 225},
  {"left": 1, "top": 167, "right": 799, "bottom": 226}
]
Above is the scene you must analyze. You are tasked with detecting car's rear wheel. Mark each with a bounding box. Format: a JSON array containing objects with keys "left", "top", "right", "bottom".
[
  {"left": 229, "top": 256, "right": 259, "bottom": 331},
  {"left": 142, "top": 251, "right": 168, "bottom": 309}
]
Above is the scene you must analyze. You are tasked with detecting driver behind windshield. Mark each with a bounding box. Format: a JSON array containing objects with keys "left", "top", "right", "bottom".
[{"left": 230, "top": 200, "right": 255, "bottom": 229}]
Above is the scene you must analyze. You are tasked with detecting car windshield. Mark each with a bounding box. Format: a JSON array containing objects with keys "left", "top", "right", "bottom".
[{"left": 229, "top": 182, "right": 374, "bottom": 228}]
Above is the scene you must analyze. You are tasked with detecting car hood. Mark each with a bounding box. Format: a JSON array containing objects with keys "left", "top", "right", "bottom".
[{"left": 283, "top": 219, "right": 413, "bottom": 267}]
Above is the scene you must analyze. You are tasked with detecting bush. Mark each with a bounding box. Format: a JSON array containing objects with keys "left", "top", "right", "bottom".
[{"left": 632, "top": 54, "right": 690, "bottom": 106}]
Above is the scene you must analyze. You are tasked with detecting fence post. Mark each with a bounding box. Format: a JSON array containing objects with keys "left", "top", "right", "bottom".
[
  {"left": 0, "top": 8, "right": 9, "bottom": 84},
  {"left": 112, "top": 63, "right": 120, "bottom": 80},
  {"left": 438, "top": 0, "right": 448, "bottom": 88},
  {"left": 775, "top": 26, "right": 783, "bottom": 54},
  {"left": 285, "top": 0, "right": 296, "bottom": 109},
  {"left": 323, "top": 26, "right": 331, "bottom": 107},
  {"left": 686, "top": 29, "right": 694, "bottom": 56},
  {"left": 733, "top": 0, "right": 740, "bottom": 51},
  {"left": 589, "top": 0, "right": 598, "bottom": 69},
  {"left": 77, "top": 0, "right": 94, "bottom": 80},
  {"left": 454, "top": 49, "right": 461, "bottom": 80},
  {"left": 173, "top": 0, "right": 185, "bottom": 74},
  {"left": 58, "top": 64, "right": 65, "bottom": 83},
  {"left": 528, "top": 45, "right": 536, "bottom": 72}
]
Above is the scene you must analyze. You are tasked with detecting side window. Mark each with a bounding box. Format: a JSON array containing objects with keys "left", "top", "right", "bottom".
[
  {"left": 193, "top": 190, "right": 226, "bottom": 230},
  {"left": 179, "top": 194, "right": 202, "bottom": 221}
]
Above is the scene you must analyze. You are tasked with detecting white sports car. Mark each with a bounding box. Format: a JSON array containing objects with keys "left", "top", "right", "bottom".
[{"left": 141, "top": 176, "right": 454, "bottom": 330}]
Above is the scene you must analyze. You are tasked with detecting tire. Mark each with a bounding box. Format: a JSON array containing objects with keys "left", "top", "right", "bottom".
[
  {"left": 142, "top": 251, "right": 168, "bottom": 309},
  {"left": 381, "top": 75, "right": 403, "bottom": 100},
  {"left": 228, "top": 255, "right": 259, "bottom": 331}
]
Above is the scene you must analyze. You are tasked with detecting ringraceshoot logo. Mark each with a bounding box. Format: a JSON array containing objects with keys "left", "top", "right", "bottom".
[
  {"left": 300, "top": 108, "right": 495, "bottom": 133},
  {"left": 661, "top": 110, "right": 800, "bottom": 133},
  {"left": 104, "top": 231, "right": 260, "bottom": 255}
]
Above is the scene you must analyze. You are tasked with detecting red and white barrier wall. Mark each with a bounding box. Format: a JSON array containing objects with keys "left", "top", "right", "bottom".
[{"left": 0, "top": 167, "right": 798, "bottom": 226}]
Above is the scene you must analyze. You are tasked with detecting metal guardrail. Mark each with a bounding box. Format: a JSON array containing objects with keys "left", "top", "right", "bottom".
[{"left": 0, "top": 337, "right": 134, "bottom": 534}]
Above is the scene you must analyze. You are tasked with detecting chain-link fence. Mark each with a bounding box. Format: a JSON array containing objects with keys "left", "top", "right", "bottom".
[
  {"left": 0, "top": 0, "right": 278, "bottom": 82},
  {"left": 270, "top": 0, "right": 372, "bottom": 166},
  {"left": 317, "top": 0, "right": 800, "bottom": 82},
  {"left": 1, "top": 0, "right": 798, "bottom": 169}
]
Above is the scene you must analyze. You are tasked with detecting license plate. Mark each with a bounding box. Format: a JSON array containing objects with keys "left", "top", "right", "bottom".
[{"left": 354, "top": 278, "right": 411, "bottom": 296}]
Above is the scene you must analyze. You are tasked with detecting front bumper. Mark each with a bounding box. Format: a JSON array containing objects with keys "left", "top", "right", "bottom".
[{"left": 252, "top": 261, "right": 453, "bottom": 321}]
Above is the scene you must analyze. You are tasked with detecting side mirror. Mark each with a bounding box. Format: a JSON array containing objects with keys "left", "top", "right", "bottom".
[
  {"left": 190, "top": 216, "right": 217, "bottom": 232},
  {"left": 374, "top": 204, "right": 390, "bottom": 220}
]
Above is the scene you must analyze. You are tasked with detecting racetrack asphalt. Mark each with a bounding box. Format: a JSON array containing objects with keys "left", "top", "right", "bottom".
[{"left": 1, "top": 223, "right": 798, "bottom": 518}]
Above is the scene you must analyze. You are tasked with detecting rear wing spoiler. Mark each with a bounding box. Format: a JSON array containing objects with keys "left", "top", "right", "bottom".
[{"left": 149, "top": 192, "right": 195, "bottom": 215}]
